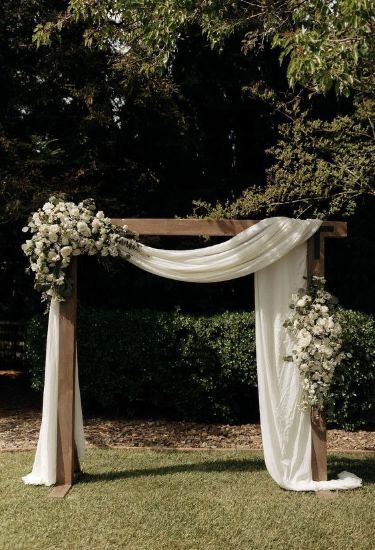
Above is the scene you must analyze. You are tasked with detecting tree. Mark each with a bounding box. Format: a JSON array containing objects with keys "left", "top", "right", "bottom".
[
  {"left": 193, "top": 84, "right": 375, "bottom": 219},
  {"left": 33, "top": 1, "right": 375, "bottom": 96},
  {"left": 31, "top": 1, "right": 375, "bottom": 219}
]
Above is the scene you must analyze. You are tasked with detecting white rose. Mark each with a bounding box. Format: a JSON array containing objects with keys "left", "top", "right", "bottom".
[
  {"left": 322, "top": 345, "right": 333, "bottom": 358},
  {"left": 70, "top": 207, "right": 79, "bottom": 217},
  {"left": 32, "top": 213, "right": 42, "bottom": 226},
  {"left": 77, "top": 221, "right": 87, "bottom": 232},
  {"left": 40, "top": 224, "right": 49, "bottom": 236},
  {"left": 42, "top": 202, "right": 54, "bottom": 213},
  {"left": 77, "top": 221, "right": 91, "bottom": 236},
  {"left": 61, "top": 246, "right": 73, "bottom": 258},
  {"left": 327, "top": 317, "right": 334, "bottom": 329},
  {"left": 298, "top": 331, "right": 312, "bottom": 347}
]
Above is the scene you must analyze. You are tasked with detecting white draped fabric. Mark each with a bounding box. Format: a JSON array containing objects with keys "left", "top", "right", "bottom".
[
  {"left": 23, "top": 217, "right": 361, "bottom": 491},
  {"left": 22, "top": 300, "right": 85, "bottom": 486}
]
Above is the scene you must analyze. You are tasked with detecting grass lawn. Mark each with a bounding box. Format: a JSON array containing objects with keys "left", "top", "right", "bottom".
[{"left": 0, "top": 450, "right": 374, "bottom": 550}]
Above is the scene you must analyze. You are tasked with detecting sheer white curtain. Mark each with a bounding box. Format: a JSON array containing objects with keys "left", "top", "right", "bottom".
[{"left": 23, "top": 217, "right": 361, "bottom": 491}]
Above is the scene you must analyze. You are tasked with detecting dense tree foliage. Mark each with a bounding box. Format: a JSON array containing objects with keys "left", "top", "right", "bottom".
[
  {"left": 194, "top": 87, "right": 375, "bottom": 219},
  {"left": 0, "top": 1, "right": 374, "bottom": 320},
  {"left": 35, "top": 0, "right": 375, "bottom": 96},
  {"left": 32, "top": 0, "right": 375, "bottom": 218}
]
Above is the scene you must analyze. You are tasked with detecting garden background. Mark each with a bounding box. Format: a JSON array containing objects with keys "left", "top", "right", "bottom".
[{"left": 0, "top": 0, "right": 374, "bottom": 430}]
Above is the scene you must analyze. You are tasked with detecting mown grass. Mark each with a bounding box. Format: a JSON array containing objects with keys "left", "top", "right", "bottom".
[{"left": 0, "top": 450, "right": 374, "bottom": 550}]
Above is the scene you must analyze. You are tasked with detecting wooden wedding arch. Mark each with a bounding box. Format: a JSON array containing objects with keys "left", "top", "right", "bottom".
[{"left": 50, "top": 218, "right": 347, "bottom": 497}]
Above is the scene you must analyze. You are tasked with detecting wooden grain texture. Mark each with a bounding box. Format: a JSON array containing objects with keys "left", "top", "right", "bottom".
[
  {"left": 310, "top": 409, "right": 328, "bottom": 482},
  {"left": 55, "top": 258, "right": 77, "bottom": 488},
  {"left": 307, "top": 234, "right": 328, "bottom": 482},
  {"left": 111, "top": 218, "right": 346, "bottom": 237}
]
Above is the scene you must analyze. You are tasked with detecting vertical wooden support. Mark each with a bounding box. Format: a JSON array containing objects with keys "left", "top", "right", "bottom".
[
  {"left": 49, "top": 258, "right": 78, "bottom": 497},
  {"left": 307, "top": 232, "right": 327, "bottom": 481}
]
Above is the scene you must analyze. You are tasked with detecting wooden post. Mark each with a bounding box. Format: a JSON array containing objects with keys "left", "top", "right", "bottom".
[
  {"left": 307, "top": 231, "right": 328, "bottom": 481},
  {"left": 49, "top": 258, "right": 78, "bottom": 498}
]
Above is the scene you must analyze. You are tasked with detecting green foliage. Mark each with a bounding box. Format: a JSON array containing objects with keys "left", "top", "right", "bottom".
[
  {"left": 33, "top": 1, "right": 375, "bottom": 96},
  {"left": 26, "top": 308, "right": 257, "bottom": 422},
  {"left": 193, "top": 88, "right": 375, "bottom": 219},
  {"left": 329, "top": 309, "right": 375, "bottom": 430},
  {"left": 25, "top": 307, "right": 374, "bottom": 429},
  {"left": 272, "top": 0, "right": 375, "bottom": 96}
]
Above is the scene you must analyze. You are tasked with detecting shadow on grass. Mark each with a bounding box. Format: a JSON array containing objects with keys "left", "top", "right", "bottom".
[
  {"left": 79, "top": 457, "right": 266, "bottom": 484},
  {"left": 328, "top": 455, "right": 375, "bottom": 485},
  {"left": 78, "top": 454, "right": 375, "bottom": 486}
]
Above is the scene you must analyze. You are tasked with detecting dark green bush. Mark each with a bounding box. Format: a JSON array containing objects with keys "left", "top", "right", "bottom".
[
  {"left": 25, "top": 307, "right": 374, "bottom": 429},
  {"left": 327, "top": 309, "right": 375, "bottom": 430}
]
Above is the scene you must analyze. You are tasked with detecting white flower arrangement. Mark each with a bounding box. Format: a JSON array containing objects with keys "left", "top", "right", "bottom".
[
  {"left": 284, "top": 276, "right": 348, "bottom": 412},
  {"left": 22, "top": 196, "right": 138, "bottom": 302}
]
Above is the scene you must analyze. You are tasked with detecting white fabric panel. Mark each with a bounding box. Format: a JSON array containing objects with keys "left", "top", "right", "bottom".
[
  {"left": 123, "top": 217, "right": 321, "bottom": 282},
  {"left": 23, "top": 217, "right": 361, "bottom": 491},
  {"left": 255, "top": 245, "right": 361, "bottom": 491},
  {"left": 22, "top": 300, "right": 85, "bottom": 486}
]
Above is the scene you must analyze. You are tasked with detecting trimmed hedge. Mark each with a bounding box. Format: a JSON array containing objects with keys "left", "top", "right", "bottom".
[{"left": 25, "top": 307, "right": 375, "bottom": 429}]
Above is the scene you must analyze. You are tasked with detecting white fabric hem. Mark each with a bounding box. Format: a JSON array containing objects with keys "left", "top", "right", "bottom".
[{"left": 279, "top": 471, "right": 362, "bottom": 491}]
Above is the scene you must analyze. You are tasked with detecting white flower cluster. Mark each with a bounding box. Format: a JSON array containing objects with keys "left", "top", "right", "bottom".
[
  {"left": 284, "top": 276, "right": 347, "bottom": 411},
  {"left": 22, "top": 196, "right": 137, "bottom": 302}
]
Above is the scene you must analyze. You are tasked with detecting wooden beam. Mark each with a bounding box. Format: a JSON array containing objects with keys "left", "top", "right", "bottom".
[
  {"left": 111, "top": 218, "right": 346, "bottom": 237},
  {"left": 307, "top": 233, "right": 328, "bottom": 482},
  {"left": 50, "top": 258, "right": 78, "bottom": 497},
  {"left": 111, "top": 218, "right": 257, "bottom": 236},
  {"left": 307, "top": 223, "right": 347, "bottom": 482}
]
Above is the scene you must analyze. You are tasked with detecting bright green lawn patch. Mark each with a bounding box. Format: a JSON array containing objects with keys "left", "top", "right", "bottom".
[{"left": 0, "top": 450, "right": 374, "bottom": 550}]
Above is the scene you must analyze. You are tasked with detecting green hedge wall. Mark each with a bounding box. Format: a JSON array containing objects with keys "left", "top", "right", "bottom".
[{"left": 25, "top": 307, "right": 375, "bottom": 429}]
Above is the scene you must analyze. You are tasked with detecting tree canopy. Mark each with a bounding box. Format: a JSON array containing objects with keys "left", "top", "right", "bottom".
[{"left": 34, "top": 0, "right": 375, "bottom": 96}]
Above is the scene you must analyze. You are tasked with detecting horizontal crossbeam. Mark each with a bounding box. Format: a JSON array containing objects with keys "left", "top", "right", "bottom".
[{"left": 111, "top": 218, "right": 347, "bottom": 237}]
